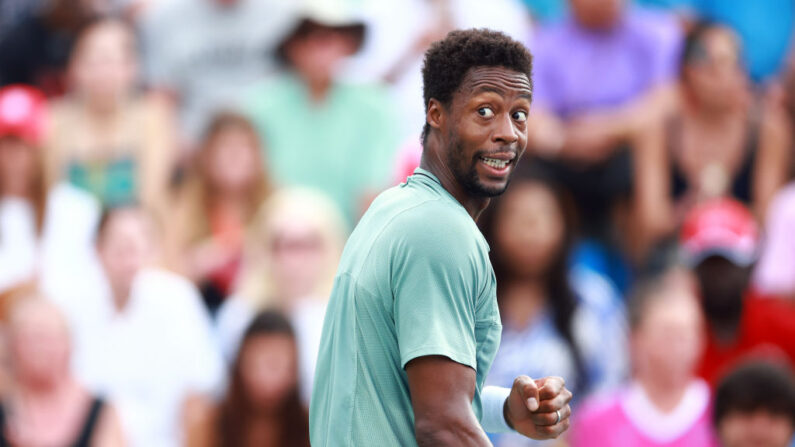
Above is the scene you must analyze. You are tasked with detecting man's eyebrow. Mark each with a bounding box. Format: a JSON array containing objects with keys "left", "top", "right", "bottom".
[{"left": 471, "top": 85, "right": 533, "bottom": 102}]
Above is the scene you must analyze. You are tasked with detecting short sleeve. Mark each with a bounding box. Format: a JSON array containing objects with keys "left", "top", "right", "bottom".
[{"left": 390, "top": 206, "right": 481, "bottom": 370}]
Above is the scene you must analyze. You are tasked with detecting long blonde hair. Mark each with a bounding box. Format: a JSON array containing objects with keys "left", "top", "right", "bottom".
[
  {"left": 236, "top": 187, "right": 347, "bottom": 309},
  {"left": 173, "top": 112, "right": 271, "bottom": 246}
]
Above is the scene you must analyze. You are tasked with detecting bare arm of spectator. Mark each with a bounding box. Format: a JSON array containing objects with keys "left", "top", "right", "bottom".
[
  {"left": 182, "top": 394, "right": 216, "bottom": 447},
  {"left": 529, "top": 85, "right": 678, "bottom": 164},
  {"left": 92, "top": 404, "right": 126, "bottom": 447},
  {"left": 140, "top": 93, "right": 178, "bottom": 216},
  {"left": 753, "top": 92, "right": 792, "bottom": 222},
  {"left": 629, "top": 107, "right": 677, "bottom": 259}
]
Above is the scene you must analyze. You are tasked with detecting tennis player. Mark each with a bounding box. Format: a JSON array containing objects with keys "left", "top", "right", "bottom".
[{"left": 310, "top": 28, "right": 573, "bottom": 446}]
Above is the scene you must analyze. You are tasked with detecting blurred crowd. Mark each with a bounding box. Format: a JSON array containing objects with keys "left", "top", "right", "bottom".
[{"left": 0, "top": 0, "right": 794, "bottom": 446}]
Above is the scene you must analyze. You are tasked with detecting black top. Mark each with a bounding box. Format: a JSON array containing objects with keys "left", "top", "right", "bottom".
[
  {"left": 668, "top": 113, "right": 759, "bottom": 205},
  {"left": 0, "top": 396, "right": 105, "bottom": 447}
]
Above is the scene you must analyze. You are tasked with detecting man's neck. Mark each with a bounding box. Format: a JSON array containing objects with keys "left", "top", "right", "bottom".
[{"left": 419, "top": 148, "right": 489, "bottom": 220}]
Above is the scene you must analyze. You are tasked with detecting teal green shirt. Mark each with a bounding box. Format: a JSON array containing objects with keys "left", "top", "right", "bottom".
[
  {"left": 310, "top": 168, "right": 502, "bottom": 446},
  {"left": 244, "top": 74, "right": 399, "bottom": 226}
]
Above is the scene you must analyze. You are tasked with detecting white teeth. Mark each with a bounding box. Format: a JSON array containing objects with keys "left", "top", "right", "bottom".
[{"left": 481, "top": 157, "right": 508, "bottom": 169}]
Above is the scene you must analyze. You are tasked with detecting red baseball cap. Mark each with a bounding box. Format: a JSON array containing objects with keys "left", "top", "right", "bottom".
[
  {"left": 680, "top": 198, "right": 760, "bottom": 267},
  {"left": 0, "top": 85, "right": 47, "bottom": 146}
]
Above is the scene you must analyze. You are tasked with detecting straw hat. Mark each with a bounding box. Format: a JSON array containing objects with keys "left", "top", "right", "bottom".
[{"left": 276, "top": 0, "right": 367, "bottom": 61}]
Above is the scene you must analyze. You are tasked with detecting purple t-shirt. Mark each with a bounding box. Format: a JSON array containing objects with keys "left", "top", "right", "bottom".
[{"left": 531, "top": 8, "right": 682, "bottom": 118}]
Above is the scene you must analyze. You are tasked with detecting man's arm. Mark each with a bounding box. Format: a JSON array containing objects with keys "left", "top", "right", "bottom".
[
  {"left": 406, "top": 355, "right": 492, "bottom": 446},
  {"left": 407, "top": 356, "right": 574, "bottom": 446}
]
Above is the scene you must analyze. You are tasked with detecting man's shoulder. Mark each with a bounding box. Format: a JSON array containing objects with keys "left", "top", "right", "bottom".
[{"left": 370, "top": 187, "right": 479, "bottom": 247}]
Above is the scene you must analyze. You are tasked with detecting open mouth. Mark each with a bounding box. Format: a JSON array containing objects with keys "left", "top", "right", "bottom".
[{"left": 480, "top": 156, "right": 511, "bottom": 169}]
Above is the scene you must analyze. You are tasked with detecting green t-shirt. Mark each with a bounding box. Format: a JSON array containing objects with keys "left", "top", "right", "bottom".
[
  {"left": 244, "top": 74, "right": 399, "bottom": 226},
  {"left": 310, "top": 168, "right": 502, "bottom": 446}
]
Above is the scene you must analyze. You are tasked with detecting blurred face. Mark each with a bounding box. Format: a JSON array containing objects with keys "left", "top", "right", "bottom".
[
  {"left": 684, "top": 28, "right": 746, "bottom": 111},
  {"left": 633, "top": 288, "right": 704, "bottom": 385},
  {"left": 694, "top": 256, "right": 749, "bottom": 322},
  {"left": 70, "top": 20, "right": 138, "bottom": 104},
  {"left": 0, "top": 138, "right": 37, "bottom": 197},
  {"left": 269, "top": 218, "right": 327, "bottom": 300},
  {"left": 97, "top": 209, "right": 156, "bottom": 294},
  {"left": 284, "top": 23, "right": 358, "bottom": 85},
  {"left": 10, "top": 302, "right": 71, "bottom": 389},
  {"left": 570, "top": 0, "right": 624, "bottom": 30},
  {"left": 204, "top": 126, "right": 261, "bottom": 194},
  {"left": 494, "top": 182, "right": 565, "bottom": 278},
  {"left": 239, "top": 334, "right": 298, "bottom": 409},
  {"left": 719, "top": 410, "right": 794, "bottom": 447}
]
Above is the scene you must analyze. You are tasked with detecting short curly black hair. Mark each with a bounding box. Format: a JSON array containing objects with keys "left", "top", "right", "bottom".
[{"left": 420, "top": 28, "right": 533, "bottom": 144}]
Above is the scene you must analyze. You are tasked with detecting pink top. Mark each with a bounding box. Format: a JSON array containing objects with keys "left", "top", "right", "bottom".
[
  {"left": 754, "top": 182, "right": 795, "bottom": 296},
  {"left": 570, "top": 380, "right": 719, "bottom": 447}
]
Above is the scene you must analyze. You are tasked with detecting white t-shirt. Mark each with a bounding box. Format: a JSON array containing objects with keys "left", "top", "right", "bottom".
[
  {"left": 139, "top": 0, "right": 298, "bottom": 141},
  {"left": 0, "top": 183, "right": 102, "bottom": 295},
  {"left": 54, "top": 268, "right": 225, "bottom": 447}
]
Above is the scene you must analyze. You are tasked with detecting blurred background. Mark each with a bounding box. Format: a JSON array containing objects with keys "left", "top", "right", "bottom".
[{"left": 0, "top": 0, "right": 794, "bottom": 446}]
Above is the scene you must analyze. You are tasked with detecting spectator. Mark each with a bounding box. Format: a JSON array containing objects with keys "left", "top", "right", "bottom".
[
  {"left": 0, "top": 291, "right": 125, "bottom": 446},
  {"left": 634, "top": 22, "right": 791, "bottom": 253},
  {"left": 0, "top": 85, "right": 102, "bottom": 296},
  {"left": 656, "top": 0, "right": 794, "bottom": 84},
  {"left": 753, "top": 183, "right": 795, "bottom": 298},
  {"left": 165, "top": 111, "right": 270, "bottom": 314},
  {"left": 139, "top": 0, "right": 296, "bottom": 143},
  {"left": 679, "top": 198, "right": 795, "bottom": 385},
  {"left": 0, "top": 0, "right": 110, "bottom": 95},
  {"left": 526, "top": 0, "right": 682, "bottom": 244},
  {"left": 478, "top": 164, "right": 627, "bottom": 446},
  {"left": 217, "top": 187, "right": 346, "bottom": 405},
  {"left": 184, "top": 310, "right": 310, "bottom": 447},
  {"left": 345, "top": 0, "right": 532, "bottom": 142},
  {"left": 45, "top": 17, "right": 175, "bottom": 214},
  {"left": 244, "top": 0, "right": 400, "bottom": 224},
  {"left": 714, "top": 361, "right": 795, "bottom": 447},
  {"left": 571, "top": 268, "right": 719, "bottom": 447},
  {"left": 52, "top": 206, "right": 224, "bottom": 447}
]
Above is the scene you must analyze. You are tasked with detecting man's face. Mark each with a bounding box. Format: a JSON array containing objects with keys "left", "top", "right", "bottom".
[{"left": 443, "top": 67, "right": 532, "bottom": 198}]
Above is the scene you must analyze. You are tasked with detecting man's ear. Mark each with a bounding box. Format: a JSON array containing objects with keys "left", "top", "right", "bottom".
[{"left": 426, "top": 99, "right": 446, "bottom": 132}]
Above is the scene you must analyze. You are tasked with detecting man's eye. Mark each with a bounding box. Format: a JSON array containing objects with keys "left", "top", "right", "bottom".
[
  {"left": 477, "top": 107, "right": 494, "bottom": 118},
  {"left": 513, "top": 111, "right": 528, "bottom": 122}
]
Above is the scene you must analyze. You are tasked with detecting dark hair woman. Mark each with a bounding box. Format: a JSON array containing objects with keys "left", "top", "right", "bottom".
[
  {"left": 185, "top": 310, "right": 310, "bottom": 447},
  {"left": 478, "top": 162, "right": 627, "bottom": 446},
  {"left": 633, "top": 21, "right": 791, "bottom": 258}
]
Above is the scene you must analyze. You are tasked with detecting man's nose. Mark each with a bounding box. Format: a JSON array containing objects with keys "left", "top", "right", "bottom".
[{"left": 493, "top": 113, "right": 519, "bottom": 146}]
